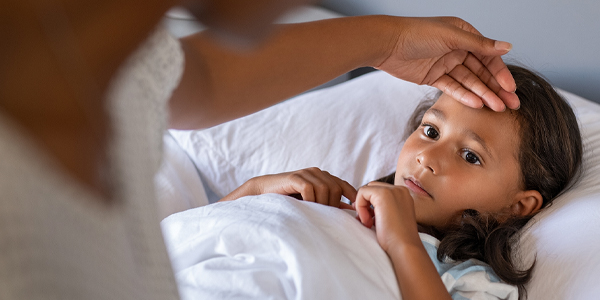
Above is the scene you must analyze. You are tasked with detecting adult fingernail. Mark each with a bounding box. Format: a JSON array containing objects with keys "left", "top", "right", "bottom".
[{"left": 494, "top": 40, "right": 512, "bottom": 52}]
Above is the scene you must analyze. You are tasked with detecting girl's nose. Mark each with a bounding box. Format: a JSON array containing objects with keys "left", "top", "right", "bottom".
[{"left": 416, "top": 150, "right": 439, "bottom": 174}]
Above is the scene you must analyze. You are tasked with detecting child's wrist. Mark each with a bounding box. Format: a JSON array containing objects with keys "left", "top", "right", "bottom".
[
  {"left": 383, "top": 228, "right": 422, "bottom": 253},
  {"left": 240, "top": 177, "right": 261, "bottom": 196},
  {"left": 386, "top": 236, "right": 426, "bottom": 260}
]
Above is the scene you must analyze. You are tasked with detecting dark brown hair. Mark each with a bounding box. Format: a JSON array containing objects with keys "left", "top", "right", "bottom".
[{"left": 379, "top": 65, "right": 583, "bottom": 299}]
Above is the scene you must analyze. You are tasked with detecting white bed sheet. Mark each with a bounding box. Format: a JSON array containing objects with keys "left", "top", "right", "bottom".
[{"left": 161, "top": 193, "right": 400, "bottom": 300}]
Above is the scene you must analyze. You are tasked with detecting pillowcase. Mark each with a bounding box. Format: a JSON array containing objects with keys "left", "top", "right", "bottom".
[
  {"left": 154, "top": 133, "right": 209, "bottom": 220},
  {"left": 170, "top": 71, "right": 436, "bottom": 199},
  {"left": 170, "top": 70, "right": 600, "bottom": 299},
  {"left": 516, "top": 89, "right": 600, "bottom": 299}
]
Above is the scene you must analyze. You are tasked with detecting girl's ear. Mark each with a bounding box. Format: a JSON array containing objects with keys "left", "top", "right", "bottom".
[{"left": 510, "top": 190, "right": 543, "bottom": 217}]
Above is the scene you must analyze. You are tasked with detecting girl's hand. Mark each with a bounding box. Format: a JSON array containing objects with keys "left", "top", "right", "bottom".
[
  {"left": 354, "top": 182, "right": 421, "bottom": 252},
  {"left": 357, "top": 182, "right": 453, "bottom": 300},
  {"left": 220, "top": 167, "right": 357, "bottom": 208}
]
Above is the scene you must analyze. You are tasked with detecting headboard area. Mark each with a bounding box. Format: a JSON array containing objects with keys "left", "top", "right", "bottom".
[{"left": 320, "top": 0, "right": 600, "bottom": 104}]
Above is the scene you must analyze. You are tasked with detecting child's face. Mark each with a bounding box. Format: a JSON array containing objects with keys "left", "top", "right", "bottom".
[{"left": 395, "top": 93, "right": 523, "bottom": 228}]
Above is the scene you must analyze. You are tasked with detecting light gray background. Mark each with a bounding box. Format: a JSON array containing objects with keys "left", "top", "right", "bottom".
[{"left": 321, "top": 0, "right": 600, "bottom": 103}]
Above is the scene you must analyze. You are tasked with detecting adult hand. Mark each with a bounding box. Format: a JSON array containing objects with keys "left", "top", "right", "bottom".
[
  {"left": 376, "top": 16, "right": 519, "bottom": 112},
  {"left": 220, "top": 167, "right": 357, "bottom": 208},
  {"left": 354, "top": 182, "right": 420, "bottom": 252}
]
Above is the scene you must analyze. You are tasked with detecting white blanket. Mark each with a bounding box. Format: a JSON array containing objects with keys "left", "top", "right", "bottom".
[{"left": 161, "top": 194, "right": 400, "bottom": 300}]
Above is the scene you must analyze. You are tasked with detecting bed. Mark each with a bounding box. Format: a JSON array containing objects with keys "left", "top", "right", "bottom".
[
  {"left": 155, "top": 70, "right": 600, "bottom": 299},
  {"left": 155, "top": 5, "right": 600, "bottom": 300}
]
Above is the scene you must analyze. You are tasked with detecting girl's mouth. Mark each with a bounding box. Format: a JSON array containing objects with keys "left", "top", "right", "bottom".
[{"left": 404, "top": 178, "right": 432, "bottom": 198}]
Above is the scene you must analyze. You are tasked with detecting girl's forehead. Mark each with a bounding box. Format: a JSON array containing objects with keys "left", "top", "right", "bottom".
[
  {"left": 431, "top": 94, "right": 517, "bottom": 125},
  {"left": 430, "top": 94, "right": 521, "bottom": 159}
]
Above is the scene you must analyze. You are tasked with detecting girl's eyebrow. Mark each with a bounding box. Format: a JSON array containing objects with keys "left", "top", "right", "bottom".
[
  {"left": 425, "top": 108, "right": 493, "bottom": 159},
  {"left": 462, "top": 129, "right": 493, "bottom": 159},
  {"left": 426, "top": 108, "right": 446, "bottom": 122}
]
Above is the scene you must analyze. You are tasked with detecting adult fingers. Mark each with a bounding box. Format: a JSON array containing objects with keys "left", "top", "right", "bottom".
[
  {"left": 462, "top": 54, "right": 520, "bottom": 110},
  {"left": 424, "top": 50, "right": 515, "bottom": 111},
  {"left": 434, "top": 16, "right": 483, "bottom": 36},
  {"left": 472, "top": 53, "right": 518, "bottom": 97},
  {"left": 433, "top": 53, "right": 518, "bottom": 111},
  {"left": 463, "top": 53, "right": 502, "bottom": 94},
  {"left": 432, "top": 74, "right": 484, "bottom": 109},
  {"left": 447, "top": 64, "right": 506, "bottom": 111},
  {"left": 444, "top": 25, "right": 513, "bottom": 57},
  {"left": 495, "top": 69, "right": 519, "bottom": 108},
  {"left": 446, "top": 28, "right": 518, "bottom": 103},
  {"left": 421, "top": 49, "right": 468, "bottom": 87}
]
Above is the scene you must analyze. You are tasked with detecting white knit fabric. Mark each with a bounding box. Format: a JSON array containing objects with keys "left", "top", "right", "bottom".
[{"left": 0, "top": 28, "right": 183, "bottom": 300}]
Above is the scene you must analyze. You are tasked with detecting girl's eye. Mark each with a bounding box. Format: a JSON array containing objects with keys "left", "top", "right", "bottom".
[
  {"left": 423, "top": 125, "right": 439, "bottom": 140},
  {"left": 461, "top": 150, "right": 481, "bottom": 165}
]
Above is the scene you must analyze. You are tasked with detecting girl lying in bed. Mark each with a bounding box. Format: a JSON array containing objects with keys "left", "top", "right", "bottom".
[{"left": 162, "top": 65, "right": 582, "bottom": 300}]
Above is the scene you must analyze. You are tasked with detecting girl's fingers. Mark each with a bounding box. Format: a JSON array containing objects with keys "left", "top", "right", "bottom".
[
  {"left": 366, "top": 181, "right": 391, "bottom": 187},
  {"left": 354, "top": 188, "right": 376, "bottom": 228},
  {"left": 339, "top": 202, "right": 354, "bottom": 210},
  {"left": 302, "top": 169, "right": 336, "bottom": 206},
  {"left": 358, "top": 183, "right": 416, "bottom": 229},
  {"left": 290, "top": 168, "right": 337, "bottom": 206},
  {"left": 288, "top": 173, "right": 316, "bottom": 203},
  {"left": 356, "top": 204, "right": 374, "bottom": 228},
  {"left": 306, "top": 168, "right": 357, "bottom": 207},
  {"left": 285, "top": 168, "right": 358, "bottom": 208},
  {"left": 314, "top": 170, "right": 343, "bottom": 207},
  {"left": 329, "top": 173, "right": 358, "bottom": 204}
]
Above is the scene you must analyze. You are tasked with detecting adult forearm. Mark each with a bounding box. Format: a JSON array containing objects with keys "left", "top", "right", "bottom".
[{"left": 168, "top": 15, "right": 396, "bottom": 129}]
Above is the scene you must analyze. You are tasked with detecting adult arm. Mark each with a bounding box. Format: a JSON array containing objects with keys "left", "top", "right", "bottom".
[{"left": 169, "top": 15, "right": 518, "bottom": 129}]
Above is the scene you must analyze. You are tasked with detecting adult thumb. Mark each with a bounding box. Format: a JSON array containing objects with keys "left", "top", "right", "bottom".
[{"left": 449, "top": 28, "right": 512, "bottom": 57}]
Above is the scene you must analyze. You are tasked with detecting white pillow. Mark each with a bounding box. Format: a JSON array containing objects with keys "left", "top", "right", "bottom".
[
  {"left": 154, "top": 133, "right": 209, "bottom": 219},
  {"left": 170, "top": 71, "right": 436, "bottom": 198},
  {"left": 170, "top": 71, "right": 600, "bottom": 299},
  {"left": 516, "top": 90, "right": 600, "bottom": 299}
]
